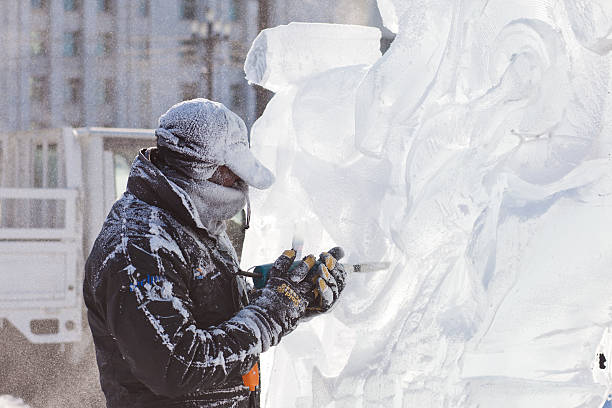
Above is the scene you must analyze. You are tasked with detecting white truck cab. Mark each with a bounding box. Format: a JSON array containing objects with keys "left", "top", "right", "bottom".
[{"left": 0, "top": 127, "right": 154, "bottom": 344}]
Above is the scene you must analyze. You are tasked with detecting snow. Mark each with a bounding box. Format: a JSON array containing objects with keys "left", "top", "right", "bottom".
[
  {"left": 149, "top": 207, "right": 187, "bottom": 263},
  {"left": 241, "top": 1, "right": 612, "bottom": 406},
  {"left": 0, "top": 396, "right": 30, "bottom": 408}
]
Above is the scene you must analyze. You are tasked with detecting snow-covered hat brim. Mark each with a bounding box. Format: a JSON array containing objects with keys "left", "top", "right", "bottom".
[{"left": 224, "top": 144, "right": 275, "bottom": 190}]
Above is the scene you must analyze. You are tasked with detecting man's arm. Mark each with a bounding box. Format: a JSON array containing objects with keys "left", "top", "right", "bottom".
[{"left": 103, "top": 239, "right": 307, "bottom": 398}]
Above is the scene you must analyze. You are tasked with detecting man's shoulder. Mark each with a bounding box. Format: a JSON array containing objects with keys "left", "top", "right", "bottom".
[
  {"left": 106, "top": 193, "right": 189, "bottom": 238},
  {"left": 86, "top": 194, "right": 200, "bottom": 280},
  {"left": 83, "top": 193, "right": 206, "bottom": 309}
]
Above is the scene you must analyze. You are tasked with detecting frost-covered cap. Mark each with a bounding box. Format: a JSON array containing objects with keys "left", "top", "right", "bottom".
[{"left": 156, "top": 98, "right": 275, "bottom": 189}]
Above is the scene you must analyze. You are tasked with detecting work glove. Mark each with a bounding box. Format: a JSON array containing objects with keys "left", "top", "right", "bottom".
[
  {"left": 249, "top": 249, "right": 318, "bottom": 338},
  {"left": 302, "top": 247, "right": 347, "bottom": 316}
]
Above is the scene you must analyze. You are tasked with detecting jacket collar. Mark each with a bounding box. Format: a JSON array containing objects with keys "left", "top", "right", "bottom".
[{"left": 126, "top": 147, "right": 207, "bottom": 231}]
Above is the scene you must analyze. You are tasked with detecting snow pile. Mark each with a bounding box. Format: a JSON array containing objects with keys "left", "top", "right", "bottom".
[
  {"left": 0, "top": 396, "right": 31, "bottom": 408},
  {"left": 242, "top": 2, "right": 612, "bottom": 407}
]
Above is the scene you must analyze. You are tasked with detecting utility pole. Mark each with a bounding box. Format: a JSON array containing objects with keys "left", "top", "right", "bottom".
[
  {"left": 186, "top": 9, "right": 231, "bottom": 99},
  {"left": 255, "top": 0, "right": 273, "bottom": 118}
]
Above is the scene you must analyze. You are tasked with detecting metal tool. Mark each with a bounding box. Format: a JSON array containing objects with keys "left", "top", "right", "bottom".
[{"left": 238, "top": 261, "right": 390, "bottom": 289}]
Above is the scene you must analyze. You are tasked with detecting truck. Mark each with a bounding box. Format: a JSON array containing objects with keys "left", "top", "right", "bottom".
[{"left": 0, "top": 127, "right": 163, "bottom": 344}]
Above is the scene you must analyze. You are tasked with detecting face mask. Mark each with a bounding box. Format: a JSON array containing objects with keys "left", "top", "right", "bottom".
[{"left": 169, "top": 175, "right": 249, "bottom": 236}]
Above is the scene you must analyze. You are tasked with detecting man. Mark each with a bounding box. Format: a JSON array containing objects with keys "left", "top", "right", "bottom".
[{"left": 83, "top": 99, "right": 347, "bottom": 408}]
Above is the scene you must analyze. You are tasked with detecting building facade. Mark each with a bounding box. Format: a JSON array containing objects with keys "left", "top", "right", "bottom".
[
  {"left": 264, "top": 0, "right": 380, "bottom": 27},
  {"left": 0, "top": 0, "right": 385, "bottom": 132},
  {"left": 0, "top": 0, "right": 260, "bottom": 131}
]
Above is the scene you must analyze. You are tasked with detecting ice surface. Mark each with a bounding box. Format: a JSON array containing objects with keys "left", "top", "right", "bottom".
[
  {"left": 244, "top": 22, "right": 381, "bottom": 93},
  {"left": 563, "top": 0, "right": 612, "bottom": 55},
  {"left": 242, "top": 1, "right": 612, "bottom": 407}
]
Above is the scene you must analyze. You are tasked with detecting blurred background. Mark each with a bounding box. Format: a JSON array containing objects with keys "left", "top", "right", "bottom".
[
  {"left": 0, "top": 0, "right": 392, "bottom": 407},
  {"left": 1, "top": 0, "right": 393, "bottom": 131}
]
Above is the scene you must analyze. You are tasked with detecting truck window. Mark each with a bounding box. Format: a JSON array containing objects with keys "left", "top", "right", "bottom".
[
  {"left": 34, "top": 142, "right": 58, "bottom": 188},
  {"left": 113, "top": 152, "right": 131, "bottom": 200}
]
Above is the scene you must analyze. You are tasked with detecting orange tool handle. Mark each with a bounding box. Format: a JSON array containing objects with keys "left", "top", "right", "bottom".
[{"left": 242, "top": 362, "right": 259, "bottom": 391}]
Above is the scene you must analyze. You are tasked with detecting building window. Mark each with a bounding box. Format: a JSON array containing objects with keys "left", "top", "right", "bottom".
[
  {"left": 231, "top": 83, "right": 245, "bottom": 112},
  {"left": 65, "top": 78, "right": 82, "bottom": 104},
  {"left": 63, "top": 0, "right": 80, "bottom": 11},
  {"left": 230, "top": 41, "right": 244, "bottom": 65},
  {"left": 30, "top": 120, "right": 49, "bottom": 130},
  {"left": 65, "top": 111, "right": 83, "bottom": 128},
  {"left": 95, "top": 36, "right": 103, "bottom": 56},
  {"left": 97, "top": 0, "right": 114, "bottom": 13},
  {"left": 179, "top": 37, "right": 197, "bottom": 65},
  {"left": 139, "top": 0, "right": 150, "bottom": 17},
  {"left": 34, "top": 143, "right": 44, "bottom": 187},
  {"left": 139, "top": 80, "right": 151, "bottom": 127},
  {"left": 48, "top": 144, "right": 59, "bottom": 188},
  {"left": 179, "top": 0, "right": 196, "bottom": 20},
  {"left": 31, "top": 0, "right": 47, "bottom": 9},
  {"left": 103, "top": 78, "right": 115, "bottom": 104},
  {"left": 229, "top": 0, "right": 238, "bottom": 22},
  {"left": 30, "top": 30, "right": 48, "bottom": 56},
  {"left": 0, "top": 140, "right": 3, "bottom": 186},
  {"left": 63, "top": 31, "right": 81, "bottom": 57},
  {"left": 30, "top": 76, "right": 49, "bottom": 104},
  {"left": 34, "top": 143, "right": 58, "bottom": 188},
  {"left": 138, "top": 39, "right": 150, "bottom": 60},
  {"left": 181, "top": 82, "right": 198, "bottom": 101},
  {"left": 98, "top": 32, "right": 115, "bottom": 57}
]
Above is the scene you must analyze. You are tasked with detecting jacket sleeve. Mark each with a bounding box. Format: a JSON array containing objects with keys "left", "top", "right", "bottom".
[{"left": 103, "top": 237, "right": 292, "bottom": 398}]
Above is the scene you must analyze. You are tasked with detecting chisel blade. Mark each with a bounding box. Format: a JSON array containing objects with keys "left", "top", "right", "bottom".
[{"left": 345, "top": 262, "right": 391, "bottom": 273}]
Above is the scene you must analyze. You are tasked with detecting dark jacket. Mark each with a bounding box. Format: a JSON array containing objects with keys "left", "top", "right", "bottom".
[{"left": 84, "top": 148, "right": 273, "bottom": 408}]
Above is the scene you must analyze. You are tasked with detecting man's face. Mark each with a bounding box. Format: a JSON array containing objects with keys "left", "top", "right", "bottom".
[{"left": 208, "top": 165, "right": 241, "bottom": 187}]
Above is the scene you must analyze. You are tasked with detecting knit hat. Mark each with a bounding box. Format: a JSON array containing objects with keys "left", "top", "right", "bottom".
[{"left": 155, "top": 98, "right": 275, "bottom": 190}]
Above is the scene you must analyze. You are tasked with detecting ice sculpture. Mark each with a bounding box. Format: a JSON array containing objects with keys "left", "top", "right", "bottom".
[{"left": 242, "top": 2, "right": 612, "bottom": 406}]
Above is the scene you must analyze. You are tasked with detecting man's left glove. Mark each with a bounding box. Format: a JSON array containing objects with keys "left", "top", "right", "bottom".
[{"left": 300, "top": 247, "right": 347, "bottom": 315}]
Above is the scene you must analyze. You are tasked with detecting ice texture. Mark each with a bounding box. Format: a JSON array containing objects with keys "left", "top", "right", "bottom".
[
  {"left": 244, "top": 22, "right": 381, "bottom": 93},
  {"left": 242, "top": 1, "right": 612, "bottom": 407},
  {"left": 376, "top": 0, "right": 423, "bottom": 34},
  {"left": 564, "top": 0, "right": 612, "bottom": 55}
]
